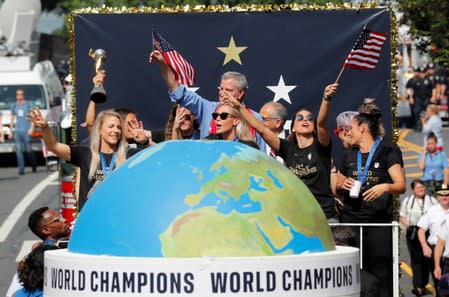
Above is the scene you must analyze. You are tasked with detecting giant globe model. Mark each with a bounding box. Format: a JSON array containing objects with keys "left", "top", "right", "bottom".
[{"left": 69, "top": 140, "right": 335, "bottom": 257}]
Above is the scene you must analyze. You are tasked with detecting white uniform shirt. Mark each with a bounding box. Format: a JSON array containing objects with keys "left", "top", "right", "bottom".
[
  {"left": 400, "top": 195, "right": 438, "bottom": 225},
  {"left": 437, "top": 222, "right": 449, "bottom": 258},
  {"left": 417, "top": 204, "right": 449, "bottom": 245}
]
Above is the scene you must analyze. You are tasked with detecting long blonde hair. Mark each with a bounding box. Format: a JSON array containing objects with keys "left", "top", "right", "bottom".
[
  {"left": 225, "top": 105, "right": 255, "bottom": 143},
  {"left": 88, "top": 109, "right": 127, "bottom": 179}
]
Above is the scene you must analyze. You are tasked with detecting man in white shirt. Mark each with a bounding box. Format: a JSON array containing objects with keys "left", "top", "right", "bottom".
[
  {"left": 259, "top": 102, "right": 287, "bottom": 163},
  {"left": 418, "top": 184, "right": 449, "bottom": 295}
]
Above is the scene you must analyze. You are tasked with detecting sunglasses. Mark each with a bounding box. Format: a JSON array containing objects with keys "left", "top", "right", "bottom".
[
  {"left": 212, "top": 112, "right": 236, "bottom": 120},
  {"left": 183, "top": 114, "right": 193, "bottom": 120},
  {"left": 295, "top": 114, "right": 313, "bottom": 122},
  {"left": 334, "top": 126, "right": 351, "bottom": 136},
  {"left": 41, "top": 214, "right": 64, "bottom": 227}
]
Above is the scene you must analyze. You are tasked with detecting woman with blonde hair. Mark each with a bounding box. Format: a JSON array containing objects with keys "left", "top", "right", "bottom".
[
  {"left": 28, "top": 108, "right": 127, "bottom": 210},
  {"left": 204, "top": 104, "right": 258, "bottom": 149}
]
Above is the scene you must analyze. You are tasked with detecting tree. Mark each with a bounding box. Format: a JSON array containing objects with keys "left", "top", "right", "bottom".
[{"left": 397, "top": 0, "right": 449, "bottom": 69}]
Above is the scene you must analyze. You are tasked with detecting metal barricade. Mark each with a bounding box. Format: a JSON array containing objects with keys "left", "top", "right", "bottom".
[{"left": 329, "top": 222, "right": 400, "bottom": 297}]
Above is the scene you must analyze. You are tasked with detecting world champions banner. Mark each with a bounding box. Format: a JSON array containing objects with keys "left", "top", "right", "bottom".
[{"left": 70, "top": 5, "right": 395, "bottom": 160}]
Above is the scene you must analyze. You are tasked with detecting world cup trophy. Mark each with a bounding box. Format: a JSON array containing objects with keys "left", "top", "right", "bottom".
[{"left": 88, "top": 48, "right": 107, "bottom": 103}]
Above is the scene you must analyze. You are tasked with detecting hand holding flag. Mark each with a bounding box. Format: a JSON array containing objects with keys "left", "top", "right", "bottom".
[{"left": 152, "top": 29, "right": 196, "bottom": 86}]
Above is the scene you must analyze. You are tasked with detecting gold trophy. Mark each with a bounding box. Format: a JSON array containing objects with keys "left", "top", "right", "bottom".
[{"left": 88, "top": 48, "right": 107, "bottom": 103}]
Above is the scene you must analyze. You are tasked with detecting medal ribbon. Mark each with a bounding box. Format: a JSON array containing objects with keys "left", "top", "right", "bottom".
[
  {"left": 100, "top": 152, "right": 117, "bottom": 177},
  {"left": 357, "top": 137, "right": 381, "bottom": 185}
]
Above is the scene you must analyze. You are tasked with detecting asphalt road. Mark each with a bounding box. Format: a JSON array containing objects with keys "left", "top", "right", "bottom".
[
  {"left": 0, "top": 127, "right": 443, "bottom": 297},
  {"left": 0, "top": 164, "right": 59, "bottom": 296}
]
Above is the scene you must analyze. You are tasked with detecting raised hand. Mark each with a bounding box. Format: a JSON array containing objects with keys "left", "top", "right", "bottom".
[
  {"left": 128, "top": 119, "right": 147, "bottom": 144},
  {"left": 93, "top": 71, "right": 106, "bottom": 85},
  {"left": 221, "top": 90, "right": 242, "bottom": 109},
  {"left": 149, "top": 50, "right": 164, "bottom": 64},
  {"left": 323, "top": 83, "right": 338, "bottom": 100},
  {"left": 27, "top": 108, "right": 48, "bottom": 129}
]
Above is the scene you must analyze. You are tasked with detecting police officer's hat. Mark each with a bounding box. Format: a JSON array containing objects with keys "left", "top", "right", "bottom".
[{"left": 435, "top": 184, "right": 449, "bottom": 196}]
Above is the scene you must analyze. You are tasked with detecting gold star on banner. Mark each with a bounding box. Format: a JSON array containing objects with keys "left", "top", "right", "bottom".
[{"left": 217, "top": 36, "right": 248, "bottom": 66}]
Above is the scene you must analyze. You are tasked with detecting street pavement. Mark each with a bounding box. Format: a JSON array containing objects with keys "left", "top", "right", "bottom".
[{"left": 0, "top": 165, "right": 59, "bottom": 296}]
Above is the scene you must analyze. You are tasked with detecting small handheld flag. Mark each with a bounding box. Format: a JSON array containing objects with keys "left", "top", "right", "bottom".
[
  {"left": 152, "top": 29, "right": 196, "bottom": 86},
  {"left": 343, "top": 29, "right": 388, "bottom": 70}
]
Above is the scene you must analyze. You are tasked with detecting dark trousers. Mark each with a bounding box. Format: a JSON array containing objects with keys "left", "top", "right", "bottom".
[
  {"left": 406, "top": 236, "right": 430, "bottom": 289},
  {"left": 354, "top": 227, "right": 393, "bottom": 297},
  {"left": 412, "top": 98, "right": 427, "bottom": 130}
]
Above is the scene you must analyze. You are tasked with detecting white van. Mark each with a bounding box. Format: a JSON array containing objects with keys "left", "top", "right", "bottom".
[{"left": 0, "top": 56, "right": 64, "bottom": 153}]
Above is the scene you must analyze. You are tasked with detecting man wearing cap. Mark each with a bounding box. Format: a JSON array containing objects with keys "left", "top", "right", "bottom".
[{"left": 417, "top": 184, "right": 449, "bottom": 296}]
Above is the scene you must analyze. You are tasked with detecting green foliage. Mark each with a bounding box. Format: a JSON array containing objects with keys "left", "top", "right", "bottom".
[{"left": 398, "top": 0, "right": 449, "bottom": 69}]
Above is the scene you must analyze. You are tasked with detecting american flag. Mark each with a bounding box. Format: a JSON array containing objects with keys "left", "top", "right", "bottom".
[
  {"left": 343, "top": 29, "right": 387, "bottom": 70},
  {"left": 152, "top": 29, "right": 196, "bottom": 86}
]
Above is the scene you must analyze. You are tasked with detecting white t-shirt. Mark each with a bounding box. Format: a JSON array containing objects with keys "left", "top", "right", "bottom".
[
  {"left": 400, "top": 195, "right": 438, "bottom": 225},
  {"left": 437, "top": 222, "right": 449, "bottom": 258}
]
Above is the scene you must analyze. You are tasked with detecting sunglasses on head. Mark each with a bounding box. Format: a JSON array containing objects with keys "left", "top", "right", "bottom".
[
  {"left": 295, "top": 114, "right": 313, "bottom": 122},
  {"left": 212, "top": 112, "right": 236, "bottom": 120}
]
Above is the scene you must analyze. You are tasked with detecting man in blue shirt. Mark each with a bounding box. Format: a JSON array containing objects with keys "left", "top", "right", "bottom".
[
  {"left": 10, "top": 89, "right": 37, "bottom": 175},
  {"left": 418, "top": 133, "right": 449, "bottom": 195},
  {"left": 150, "top": 50, "right": 265, "bottom": 150}
]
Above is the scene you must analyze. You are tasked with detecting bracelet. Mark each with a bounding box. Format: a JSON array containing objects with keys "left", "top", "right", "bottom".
[{"left": 323, "top": 95, "right": 331, "bottom": 102}]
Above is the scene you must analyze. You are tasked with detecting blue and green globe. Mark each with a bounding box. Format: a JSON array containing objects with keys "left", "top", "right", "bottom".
[{"left": 69, "top": 141, "right": 335, "bottom": 257}]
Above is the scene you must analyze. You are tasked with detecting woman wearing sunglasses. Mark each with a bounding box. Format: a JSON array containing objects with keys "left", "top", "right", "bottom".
[
  {"left": 204, "top": 104, "right": 258, "bottom": 149},
  {"left": 223, "top": 83, "right": 338, "bottom": 221}
]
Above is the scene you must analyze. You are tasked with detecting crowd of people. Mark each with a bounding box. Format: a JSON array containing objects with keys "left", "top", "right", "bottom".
[
  {"left": 22, "top": 48, "right": 410, "bottom": 296},
  {"left": 29, "top": 44, "right": 449, "bottom": 297},
  {"left": 395, "top": 59, "right": 449, "bottom": 296}
]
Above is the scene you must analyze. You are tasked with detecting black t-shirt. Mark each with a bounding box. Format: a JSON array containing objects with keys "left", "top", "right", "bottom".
[
  {"left": 69, "top": 145, "right": 115, "bottom": 210},
  {"left": 338, "top": 139, "right": 403, "bottom": 223},
  {"left": 406, "top": 76, "right": 428, "bottom": 100},
  {"left": 278, "top": 138, "right": 335, "bottom": 219}
]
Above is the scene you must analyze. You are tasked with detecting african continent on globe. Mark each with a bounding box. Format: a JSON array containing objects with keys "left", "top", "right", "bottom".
[{"left": 69, "top": 140, "right": 335, "bottom": 257}]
